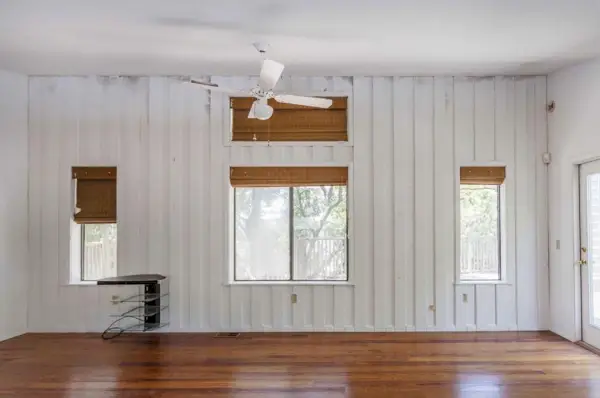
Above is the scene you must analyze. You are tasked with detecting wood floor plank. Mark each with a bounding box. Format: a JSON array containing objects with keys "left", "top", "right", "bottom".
[{"left": 1, "top": 332, "right": 599, "bottom": 397}]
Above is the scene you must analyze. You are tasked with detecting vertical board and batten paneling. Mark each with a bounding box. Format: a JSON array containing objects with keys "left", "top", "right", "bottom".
[
  {"left": 0, "top": 70, "right": 28, "bottom": 342},
  {"left": 515, "top": 79, "right": 540, "bottom": 331},
  {"left": 495, "top": 77, "right": 518, "bottom": 331},
  {"left": 414, "top": 77, "right": 435, "bottom": 330},
  {"left": 27, "top": 75, "right": 548, "bottom": 333},
  {"left": 353, "top": 77, "right": 375, "bottom": 331},
  {"left": 393, "top": 77, "right": 416, "bottom": 330},
  {"left": 453, "top": 77, "right": 477, "bottom": 330},
  {"left": 474, "top": 78, "right": 498, "bottom": 331},
  {"left": 372, "top": 77, "right": 394, "bottom": 331},
  {"left": 535, "top": 76, "right": 550, "bottom": 330},
  {"left": 433, "top": 77, "right": 455, "bottom": 330}
]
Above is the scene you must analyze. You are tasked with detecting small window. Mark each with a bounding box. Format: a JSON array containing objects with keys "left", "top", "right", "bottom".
[
  {"left": 231, "top": 167, "right": 349, "bottom": 281},
  {"left": 230, "top": 97, "right": 348, "bottom": 142},
  {"left": 72, "top": 166, "right": 117, "bottom": 282},
  {"left": 82, "top": 224, "right": 117, "bottom": 281},
  {"left": 459, "top": 166, "right": 505, "bottom": 282}
]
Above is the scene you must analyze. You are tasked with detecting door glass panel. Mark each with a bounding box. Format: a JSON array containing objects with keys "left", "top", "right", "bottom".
[{"left": 588, "top": 173, "right": 600, "bottom": 327}]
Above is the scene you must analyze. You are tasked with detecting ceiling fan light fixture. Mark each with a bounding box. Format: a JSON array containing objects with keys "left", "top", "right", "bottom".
[{"left": 253, "top": 100, "right": 274, "bottom": 120}]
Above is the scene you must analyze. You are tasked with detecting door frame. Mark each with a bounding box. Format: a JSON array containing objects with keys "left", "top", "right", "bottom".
[{"left": 575, "top": 157, "right": 600, "bottom": 342}]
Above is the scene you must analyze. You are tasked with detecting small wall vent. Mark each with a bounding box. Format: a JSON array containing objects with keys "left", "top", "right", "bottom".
[{"left": 214, "top": 332, "right": 241, "bottom": 338}]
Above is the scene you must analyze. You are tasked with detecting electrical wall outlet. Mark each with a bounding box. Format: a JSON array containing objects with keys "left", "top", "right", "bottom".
[
  {"left": 291, "top": 293, "right": 298, "bottom": 304},
  {"left": 111, "top": 295, "right": 120, "bottom": 304}
]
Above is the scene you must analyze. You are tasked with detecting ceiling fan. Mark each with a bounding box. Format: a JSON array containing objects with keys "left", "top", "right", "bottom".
[{"left": 187, "top": 43, "right": 333, "bottom": 120}]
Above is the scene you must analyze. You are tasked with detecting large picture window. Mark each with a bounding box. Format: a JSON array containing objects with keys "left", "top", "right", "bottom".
[{"left": 231, "top": 167, "right": 349, "bottom": 281}]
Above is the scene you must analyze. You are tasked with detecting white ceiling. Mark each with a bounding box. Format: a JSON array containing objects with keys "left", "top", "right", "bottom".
[{"left": 2, "top": 0, "right": 600, "bottom": 76}]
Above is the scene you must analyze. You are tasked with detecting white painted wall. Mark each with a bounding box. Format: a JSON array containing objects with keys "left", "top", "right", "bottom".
[
  {"left": 548, "top": 57, "right": 600, "bottom": 341},
  {"left": 27, "top": 75, "right": 549, "bottom": 332},
  {"left": 0, "top": 70, "right": 29, "bottom": 341}
]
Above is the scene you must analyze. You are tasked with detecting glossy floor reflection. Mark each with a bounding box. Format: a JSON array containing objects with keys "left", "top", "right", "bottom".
[{"left": 1, "top": 332, "right": 600, "bottom": 397}]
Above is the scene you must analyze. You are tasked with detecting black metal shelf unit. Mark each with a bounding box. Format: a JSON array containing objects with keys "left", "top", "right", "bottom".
[{"left": 97, "top": 274, "right": 169, "bottom": 338}]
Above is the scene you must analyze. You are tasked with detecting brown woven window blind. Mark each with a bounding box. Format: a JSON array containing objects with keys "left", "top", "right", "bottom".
[
  {"left": 230, "top": 97, "right": 348, "bottom": 142},
  {"left": 72, "top": 166, "right": 117, "bottom": 223},
  {"left": 230, "top": 166, "right": 348, "bottom": 187},
  {"left": 460, "top": 166, "right": 506, "bottom": 185}
]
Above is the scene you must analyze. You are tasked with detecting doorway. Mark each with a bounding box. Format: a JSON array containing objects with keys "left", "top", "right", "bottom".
[{"left": 580, "top": 159, "right": 600, "bottom": 348}]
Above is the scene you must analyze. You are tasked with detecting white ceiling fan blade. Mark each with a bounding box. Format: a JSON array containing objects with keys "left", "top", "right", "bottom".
[
  {"left": 189, "top": 80, "right": 248, "bottom": 96},
  {"left": 248, "top": 101, "right": 257, "bottom": 119},
  {"left": 259, "top": 59, "right": 284, "bottom": 91},
  {"left": 274, "top": 95, "right": 333, "bottom": 109}
]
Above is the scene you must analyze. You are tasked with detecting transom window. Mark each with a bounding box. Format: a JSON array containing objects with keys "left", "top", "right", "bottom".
[
  {"left": 230, "top": 97, "right": 348, "bottom": 142},
  {"left": 231, "top": 166, "right": 349, "bottom": 282}
]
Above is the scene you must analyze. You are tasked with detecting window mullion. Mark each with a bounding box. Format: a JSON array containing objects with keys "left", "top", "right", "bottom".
[
  {"left": 289, "top": 187, "right": 294, "bottom": 281},
  {"left": 80, "top": 224, "right": 86, "bottom": 281},
  {"left": 497, "top": 185, "right": 502, "bottom": 280}
]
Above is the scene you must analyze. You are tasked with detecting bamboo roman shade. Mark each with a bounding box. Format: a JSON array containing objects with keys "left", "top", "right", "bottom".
[
  {"left": 72, "top": 166, "right": 117, "bottom": 224},
  {"left": 230, "top": 97, "right": 348, "bottom": 142},
  {"left": 230, "top": 166, "right": 348, "bottom": 187},
  {"left": 460, "top": 166, "right": 506, "bottom": 185}
]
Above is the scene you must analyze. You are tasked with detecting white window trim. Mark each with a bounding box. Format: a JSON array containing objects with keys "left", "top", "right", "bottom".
[
  {"left": 224, "top": 281, "right": 355, "bottom": 287},
  {"left": 455, "top": 172, "right": 509, "bottom": 286},
  {"left": 226, "top": 162, "right": 354, "bottom": 286}
]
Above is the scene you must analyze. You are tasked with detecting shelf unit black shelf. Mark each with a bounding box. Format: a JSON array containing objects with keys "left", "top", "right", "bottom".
[{"left": 98, "top": 274, "right": 169, "bottom": 338}]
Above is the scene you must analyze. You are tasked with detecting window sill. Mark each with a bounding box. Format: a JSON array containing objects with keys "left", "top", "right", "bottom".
[
  {"left": 224, "top": 281, "right": 355, "bottom": 287},
  {"left": 226, "top": 141, "right": 353, "bottom": 148},
  {"left": 64, "top": 280, "right": 98, "bottom": 287},
  {"left": 454, "top": 280, "right": 511, "bottom": 286}
]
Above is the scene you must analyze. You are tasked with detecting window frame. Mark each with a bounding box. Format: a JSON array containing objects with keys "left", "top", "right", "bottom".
[
  {"left": 229, "top": 97, "right": 349, "bottom": 143},
  {"left": 232, "top": 185, "right": 350, "bottom": 283},
  {"left": 227, "top": 163, "right": 354, "bottom": 286},
  {"left": 456, "top": 181, "right": 508, "bottom": 285},
  {"left": 215, "top": 79, "right": 354, "bottom": 146}
]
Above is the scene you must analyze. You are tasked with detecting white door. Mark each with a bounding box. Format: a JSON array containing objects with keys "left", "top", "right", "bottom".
[{"left": 580, "top": 160, "right": 600, "bottom": 348}]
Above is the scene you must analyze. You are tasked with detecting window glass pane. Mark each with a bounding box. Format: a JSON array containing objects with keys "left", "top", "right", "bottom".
[
  {"left": 235, "top": 187, "right": 290, "bottom": 280},
  {"left": 82, "top": 224, "right": 117, "bottom": 281},
  {"left": 586, "top": 174, "right": 600, "bottom": 325},
  {"left": 293, "top": 186, "right": 348, "bottom": 281},
  {"left": 460, "top": 185, "right": 500, "bottom": 281}
]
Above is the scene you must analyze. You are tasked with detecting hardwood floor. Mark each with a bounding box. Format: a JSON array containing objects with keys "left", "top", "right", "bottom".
[{"left": 1, "top": 332, "right": 599, "bottom": 397}]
